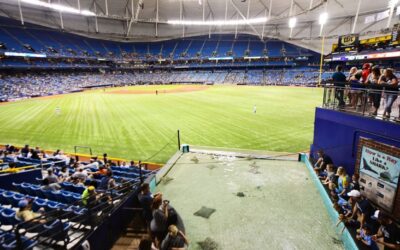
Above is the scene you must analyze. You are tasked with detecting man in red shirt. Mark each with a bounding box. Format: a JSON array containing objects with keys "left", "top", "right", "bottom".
[{"left": 361, "top": 63, "right": 371, "bottom": 83}]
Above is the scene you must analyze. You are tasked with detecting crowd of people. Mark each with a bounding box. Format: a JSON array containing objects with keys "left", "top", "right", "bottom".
[
  {"left": 331, "top": 64, "right": 399, "bottom": 119},
  {"left": 0, "top": 143, "right": 187, "bottom": 249},
  {"left": 1, "top": 144, "right": 70, "bottom": 165},
  {"left": 0, "top": 72, "right": 136, "bottom": 100},
  {"left": 314, "top": 150, "right": 400, "bottom": 250},
  {"left": 137, "top": 183, "right": 189, "bottom": 250},
  {"left": 0, "top": 69, "right": 335, "bottom": 101},
  {"left": 0, "top": 144, "right": 145, "bottom": 210}
]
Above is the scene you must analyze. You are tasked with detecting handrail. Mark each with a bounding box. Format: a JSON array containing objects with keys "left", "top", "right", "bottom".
[
  {"left": 321, "top": 84, "right": 400, "bottom": 122},
  {"left": 12, "top": 177, "right": 143, "bottom": 249}
]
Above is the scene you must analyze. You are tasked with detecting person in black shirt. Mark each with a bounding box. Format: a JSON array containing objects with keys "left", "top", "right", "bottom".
[
  {"left": 30, "top": 149, "right": 40, "bottom": 160},
  {"left": 349, "top": 173, "right": 360, "bottom": 191},
  {"left": 314, "top": 150, "right": 333, "bottom": 175},
  {"left": 347, "top": 191, "right": 377, "bottom": 232},
  {"left": 138, "top": 183, "right": 154, "bottom": 226},
  {"left": 332, "top": 65, "right": 347, "bottom": 107},
  {"left": 367, "top": 66, "right": 382, "bottom": 116},
  {"left": 21, "top": 144, "right": 29, "bottom": 157},
  {"left": 160, "top": 224, "right": 189, "bottom": 250},
  {"left": 373, "top": 212, "right": 400, "bottom": 250}
]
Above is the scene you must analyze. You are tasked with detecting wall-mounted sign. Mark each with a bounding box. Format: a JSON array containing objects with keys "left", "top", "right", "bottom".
[
  {"left": 356, "top": 138, "right": 400, "bottom": 217},
  {"left": 359, "top": 146, "right": 400, "bottom": 211}
]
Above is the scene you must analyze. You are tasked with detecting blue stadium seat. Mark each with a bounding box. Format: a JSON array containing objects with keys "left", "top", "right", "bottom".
[
  {"left": 10, "top": 193, "right": 25, "bottom": 207},
  {"left": 48, "top": 191, "right": 60, "bottom": 202},
  {"left": 1, "top": 232, "right": 37, "bottom": 250},
  {"left": 32, "top": 198, "right": 47, "bottom": 212},
  {"left": 56, "top": 203, "right": 69, "bottom": 210},
  {"left": 61, "top": 182, "right": 72, "bottom": 191},
  {"left": 46, "top": 201, "right": 59, "bottom": 211},
  {"left": 0, "top": 209, "right": 21, "bottom": 225},
  {"left": 12, "top": 182, "right": 23, "bottom": 193},
  {"left": 42, "top": 220, "right": 71, "bottom": 242},
  {"left": 60, "top": 192, "right": 72, "bottom": 204},
  {"left": 72, "top": 184, "right": 85, "bottom": 194},
  {"left": 20, "top": 184, "right": 32, "bottom": 196},
  {"left": 39, "top": 189, "right": 52, "bottom": 200},
  {"left": 0, "top": 191, "right": 15, "bottom": 205}
]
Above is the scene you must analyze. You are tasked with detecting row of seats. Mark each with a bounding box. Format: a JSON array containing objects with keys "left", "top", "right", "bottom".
[
  {"left": 0, "top": 205, "right": 72, "bottom": 246},
  {"left": 60, "top": 182, "right": 85, "bottom": 194},
  {"left": 0, "top": 17, "right": 314, "bottom": 59},
  {"left": 88, "top": 168, "right": 141, "bottom": 179},
  {"left": 0, "top": 189, "right": 85, "bottom": 214},
  {"left": 12, "top": 183, "right": 81, "bottom": 204},
  {"left": 0, "top": 231, "right": 37, "bottom": 250},
  {"left": 110, "top": 166, "right": 152, "bottom": 174},
  {"left": 0, "top": 207, "right": 21, "bottom": 226}
]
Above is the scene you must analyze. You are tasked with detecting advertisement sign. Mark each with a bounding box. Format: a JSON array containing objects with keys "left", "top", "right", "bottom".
[
  {"left": 338, "top": 34, "right": 359, "bottom": 51},
  {"left": 359, "top": 146, "right": 400, "bottom": 212},
  {"left": 392, "top": 23, "right": 400, "bottom": 42}
]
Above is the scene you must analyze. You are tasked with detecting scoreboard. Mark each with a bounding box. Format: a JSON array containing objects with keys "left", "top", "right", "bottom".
[
  {"left": 391, "top": 23, "right": 400, "bottom": 44},
  {"left": 337, "top": 34, "right": 359, "bottom": 52}
]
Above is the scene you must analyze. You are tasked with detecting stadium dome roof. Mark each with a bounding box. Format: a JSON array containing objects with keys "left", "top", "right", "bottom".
[{"left": 0, "top": 0, "right": 395, "bottom": 53}]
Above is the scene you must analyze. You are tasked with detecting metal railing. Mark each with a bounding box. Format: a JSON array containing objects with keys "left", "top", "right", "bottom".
[
  {"left": 322, "top": 83, "right": 400, "bottom": 121},
  {"left": 10, "top": 176, "right": 143, "bottom": 250}
]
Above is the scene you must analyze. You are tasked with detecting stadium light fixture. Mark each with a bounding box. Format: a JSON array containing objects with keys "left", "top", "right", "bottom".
[
  {"left": 288, "top": 17, "right": 297, "bottom": 28},
  {"left": 19, "top": 0, "right": 95, "bottom": 16},
  {"left": 319, "top": 12, "right": 328, "bottom": 25},
  {"left": 167, "top": 17, "right": 268, "bottom": 26}
]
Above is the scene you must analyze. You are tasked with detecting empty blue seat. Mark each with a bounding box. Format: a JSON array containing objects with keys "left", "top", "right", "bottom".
[
  {"left": 72, "top": 185, "right": 85, "bottom": 194},
  {"left": 12, "top": 182, "right": 23, "bottom": 193},
  {"left": 30, "top": 186, "right": 42, "bottom": 197},
  {"left": 20, "top": 183, "right": 32, "bottom": 195},
  {"left": 61, "top": 182, "right": 72, "bottom": 191},
  {"left": 1, "top": 233, "right": 37, "bottom": 250},
  {"left": 46, "top": 201, "right": 59, "bottom": 211},
  {"left": 0, "top": 191, "right": 15, "bottom": 205},
  {"left": 48, "top": 191, "right": 60, "bottom": 201},
  {"left": 32, "top": 198, "right": 47, "bottom": 212},
  {"left": 42, "top": 220, "right": 71, "bottom": 242},
  {"left": 0, "top": 209, "right": 20, "bottom": 225},
  {"left": 56, "top": 203, "right": 69, "bottom": 210},
  {"left": 10, "top": 193, "right": 25, "bottom": 207},
  {"left": 60, "top": 192, "right": 71, "bottom": 204},
  {"left": 37, "top": 188, "right": 50, "bottom": 199}
]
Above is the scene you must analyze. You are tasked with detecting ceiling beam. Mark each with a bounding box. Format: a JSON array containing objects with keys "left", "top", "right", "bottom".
[
  {"left": 328, "top": 16, "right": 352, "bottom": 34},
  {"left": 230, "top": 0, "right": 262, "bottom": 39},
  {"left": 135, "top": 0, "right": 144, "bottom": 20}
]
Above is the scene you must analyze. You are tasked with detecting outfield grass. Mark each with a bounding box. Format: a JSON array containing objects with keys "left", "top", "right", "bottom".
[{"left": 0, "top": 85, "right": 323, "bottom": 163}]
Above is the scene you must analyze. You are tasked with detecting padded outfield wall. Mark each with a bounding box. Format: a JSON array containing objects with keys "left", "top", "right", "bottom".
[{"left": 310, "top": 108, "right": 400, "bottom": 176}]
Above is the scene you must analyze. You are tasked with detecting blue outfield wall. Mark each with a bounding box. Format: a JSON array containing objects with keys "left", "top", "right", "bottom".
[{"left": 310, "top": 108, "right": 400, "bottom": 175}]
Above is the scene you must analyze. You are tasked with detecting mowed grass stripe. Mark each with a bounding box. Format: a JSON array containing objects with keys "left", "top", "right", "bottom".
[{"left": 0, "top": 86, "right": 322, "bottom": 163}]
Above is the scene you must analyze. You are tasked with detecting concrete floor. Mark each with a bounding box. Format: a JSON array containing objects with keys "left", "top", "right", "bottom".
[{"left": 157, "top": 151, "right": 344, "bottom": 250}]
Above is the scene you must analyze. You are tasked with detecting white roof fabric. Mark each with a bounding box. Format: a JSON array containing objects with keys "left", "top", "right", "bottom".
[{"left": 0, "top": 0, "right": 394, "bottom": 53}]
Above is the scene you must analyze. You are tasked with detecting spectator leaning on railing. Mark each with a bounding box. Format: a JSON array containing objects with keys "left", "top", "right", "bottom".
[
  {"left": 331, "top": 65, "right": 347, "bottom": 108},
  {"left": 378, "top": 68, "right": 398, "bottom": 119},
  {"left": 367, "top": 66, "right": 382, "bottom": 116}
]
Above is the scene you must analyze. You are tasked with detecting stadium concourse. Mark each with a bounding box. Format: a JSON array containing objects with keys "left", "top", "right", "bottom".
[{"left": 1, "top": 0, "right": 400, "bottom": 250}]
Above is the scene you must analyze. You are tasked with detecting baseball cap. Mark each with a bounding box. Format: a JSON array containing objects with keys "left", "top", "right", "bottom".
[
  {"left": 18, "top": 199, "right": 29, "bottom": 208},
  {"left": 347, "top": 190, "right": 361, "bottom": 198},
  {"left": 362, "top": 63, "right": 370, "bottom": 69}
]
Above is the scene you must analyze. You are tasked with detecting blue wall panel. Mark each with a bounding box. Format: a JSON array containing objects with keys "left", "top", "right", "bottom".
[
  {"left": 0, "top": 169, "right": 42, "bottom": 190},
  {"left": 311, "top": 108, "right": 400, "bottom": 176}
]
